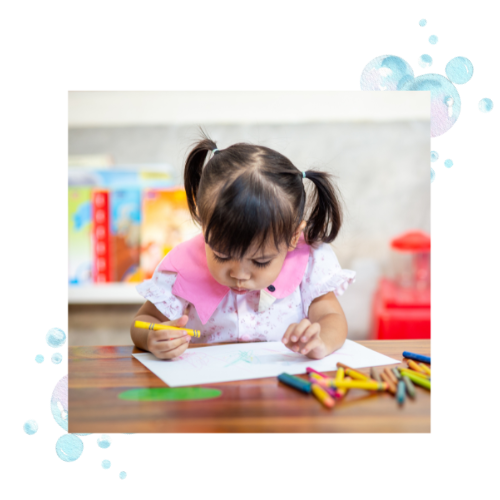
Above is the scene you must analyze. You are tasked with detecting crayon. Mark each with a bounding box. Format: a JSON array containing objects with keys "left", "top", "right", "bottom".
[
  {"left": 370, "top": 367, "right": 382, "bottom": 384},
  {"left": 398, "top": 367, "right": 430, "bottom": 380},
  {"left": 384, "top": 367, "right": 398, "bottom": 385},
  {"left": 134, "top": 320, "right": 201, "bottom": 338},
  {"left": 336, "top": 362, "right": 373, "bottom": 382},
  {"left": 335, "top": 367, "right": 345, "bottom": 383},
  {"left": 335, "top": 376, "right": 352, "bottom": 398},
  {"left": 331, "top": 379, "right": 388, "bottom": 391},
  {"left": 308, "top": 372, "right": 332, "bottom": 388},
  {"left": 418, "top": 363, "right": 431, "bottom": 376},
  {"left": 399, "top": 370, "right": 431, "bottom": 390},
  {"left": 311, "top": 383, "right": 335, "bottom": 408},
  {"left": 277, "top": 373, "right": 312, "bottom": 394},
  {"left": 391, "top": 367, "right": 402, "bottom": 380},
  {"left": 402, "top": 351, "right": 431, "bottom": 364},
  {"left": 396, "top": 380, "right": 406, "bottom": 405},
  {"left": 380, "top": 370, "right": 397, "bottom": 394},
  {"left": 402, "top": 375, "right": 416, "bottom": 399},
  {"left": 406, "top": 359, "right": 427, "bottom": 374},
  {"left": 306, "top": 367, "right": 329, "bottom": 378}
]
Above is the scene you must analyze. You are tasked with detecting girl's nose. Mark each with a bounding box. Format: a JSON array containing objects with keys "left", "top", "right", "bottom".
[{"left": 229, "top": 262, "right": 251, "bottom": 281}]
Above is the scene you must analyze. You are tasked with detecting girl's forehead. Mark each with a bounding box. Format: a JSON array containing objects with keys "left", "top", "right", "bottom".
[{"left": 210, "top": 236, "right": 284, "bottom": 258}]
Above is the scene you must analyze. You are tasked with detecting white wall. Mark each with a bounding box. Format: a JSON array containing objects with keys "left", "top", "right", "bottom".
[{"left": 68, "top": 91, "right": 430, "bottom": 127}]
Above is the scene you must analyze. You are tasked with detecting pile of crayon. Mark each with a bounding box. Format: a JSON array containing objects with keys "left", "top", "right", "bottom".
[{"left": 277, "top": 351, "right": 431, "bottom": 409}]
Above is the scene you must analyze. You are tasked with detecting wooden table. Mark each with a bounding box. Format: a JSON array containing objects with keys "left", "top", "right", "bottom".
[{"left": 69, "top": 340, "right": 430, "bottom": 433}]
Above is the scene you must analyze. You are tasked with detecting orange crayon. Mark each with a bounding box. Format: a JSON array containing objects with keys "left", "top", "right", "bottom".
[
  {"left": 406, "top": 359, "right": 427, "bottom": 374},
  {"left": 380, "top": 370, "right": 397, "bottom": 394},
  {"left": 384, "top": 367, "right": 398, "bottom": 385}
]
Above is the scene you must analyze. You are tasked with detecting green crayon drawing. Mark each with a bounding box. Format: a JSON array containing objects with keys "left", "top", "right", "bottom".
[{"left": 224, "top": 350, "right": 260, "bottom": 367}]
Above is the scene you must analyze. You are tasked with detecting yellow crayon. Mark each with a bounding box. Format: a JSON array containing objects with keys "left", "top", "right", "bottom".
[
  {"left": 308, "top": 372, "right": 332, "bottom": 387},
  {"left": 335, "top": 376, "right": 352, "bottom": 398},
  {"left": 311, "top": 383, "right": 335, "bottom": 408},
  {"left": 335, "top": 367, "right": 345, "bottom": 383},
  {"left": 331, "top": 379, "right": 388, "bottom": 391},
  {"left": 134, "top": 320, "right": 201, "bottom": 338},
  {"left": 398, "top": 367, "right": 432, "bottom": 380},
  {"left": 406, "top": 359, "right": 427, "bottom": 374},
  {"left": 418, "top": 363, "right": 431, "bottom": 376},
  {"left": 336, "top": 363, "right": 373, "bottom": 382}
]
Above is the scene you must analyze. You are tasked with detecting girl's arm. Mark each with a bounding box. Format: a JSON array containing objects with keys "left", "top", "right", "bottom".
[
  {"left": 282, "top": 291, "right": 347, "bottom": 359},
  {"left": 130, "top": 300, "right": 169, "bottom": 351},
  {"left": 308, "top": 291, "right": 348, "bottom": 354}
]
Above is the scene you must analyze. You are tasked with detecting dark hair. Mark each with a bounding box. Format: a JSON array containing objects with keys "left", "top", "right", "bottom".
[{"left": 184, "top": 131, "right": 343, "bottom": 259}]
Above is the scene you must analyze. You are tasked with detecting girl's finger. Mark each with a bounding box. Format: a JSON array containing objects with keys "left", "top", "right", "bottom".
[
  {"left": 156, "top": 335, "right": 190, "bottom": 352},
  {"left": 155, "top": 330, "right": 188, "bottom": 342},
  {"left": 158, "top": 341, "right": 190, "bottom": 360},
  {"left": 282, "top": 323, "right": 297, "bottom": 345},
  {"left": 300, "top": 336, "right": 322, "bottom": 355},
  {"left": 290, "top": 319, "right": 311, "bottom": 342},
  {"left": 299, "top": 323, "right": 321, "bottom": 344}
]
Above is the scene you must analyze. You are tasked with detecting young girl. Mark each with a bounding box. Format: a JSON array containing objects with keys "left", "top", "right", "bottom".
[{"left": 131, "top": 136, "right": 355, "bottom": 360}]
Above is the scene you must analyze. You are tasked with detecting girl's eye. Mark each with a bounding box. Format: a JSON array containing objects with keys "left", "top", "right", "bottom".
[
  {"left": 254, "top": 261, "right": 271, "bottom": 267},
  {"left": 213, "top": 254, "right": 271, "bottom": 267}
]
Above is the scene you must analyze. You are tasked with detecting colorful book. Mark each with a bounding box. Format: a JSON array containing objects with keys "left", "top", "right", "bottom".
[
  {"left": 140, "top": 188, "right": 201, "bottom": 279},
  {"left": 92, "top": 190, "right": 112, "bottom": 282},
  {"left": 68, "top": 187, "right": 93, "bottom": 285},
  {"left": 110, "top": 189, "right": 141, "bottom": 282}
]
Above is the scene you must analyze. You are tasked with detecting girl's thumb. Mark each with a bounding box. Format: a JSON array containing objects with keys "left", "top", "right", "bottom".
[{"left": 172, "top": 315, "right": 189, "bottom": 327}]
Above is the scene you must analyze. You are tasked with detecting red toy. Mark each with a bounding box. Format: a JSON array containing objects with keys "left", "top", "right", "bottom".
[{"left": 371, "top": 231, "right": 430, "bottom": 340}]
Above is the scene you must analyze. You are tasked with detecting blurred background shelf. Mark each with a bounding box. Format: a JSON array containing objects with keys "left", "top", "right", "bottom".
[{"left": 69, "top": 283, "right": 143, "bottom": 304}]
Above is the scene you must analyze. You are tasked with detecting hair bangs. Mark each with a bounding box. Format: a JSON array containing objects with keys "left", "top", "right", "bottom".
[{"left": 203, "top": 174, "right": 297, "bottom": 259}]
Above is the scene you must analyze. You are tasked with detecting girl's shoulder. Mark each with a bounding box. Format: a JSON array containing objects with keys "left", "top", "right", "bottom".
[
  {"left": 300, "top": 242, "right": 356, "bottom": 302},
  {"left": 135, "top": 266, "right": 189, "bottom": 320}
]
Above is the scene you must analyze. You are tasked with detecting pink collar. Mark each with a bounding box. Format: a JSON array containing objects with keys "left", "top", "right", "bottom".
[{"left": 158, "top": 233, "right": 310, "bottom": 324}]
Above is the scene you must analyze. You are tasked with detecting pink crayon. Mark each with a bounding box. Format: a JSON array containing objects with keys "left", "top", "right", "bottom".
[{"left": 306, "top": 367, "right": 329, "bottom": 378}]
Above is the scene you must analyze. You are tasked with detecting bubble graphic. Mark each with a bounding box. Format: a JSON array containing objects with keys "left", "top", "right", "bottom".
[
  {"left": 431, "top": 151, "right": 439, "bottom": 162},
  {"left": 55, "top": 434, "right": 84, "bottom": 462},
  {"left": 24, "top": 420, "right": 38, "bottom": 435},
  {"left": 97, "top": 435, "right": 111, "bottom": 449},
  {"left": 360, "top": 55, "right": 414, "bottom": 91},
  {"left": 46, "top": 328, "right": 66, "bottom": 348},
  {"left": 119, "top": 471, "right": 127, "bottom": 480},
  {"left": 419, "top": 19, "right": 427, "bottom": 27},
  {"left": 102, "top": 460, "right": 111, "bottom": 469},
  {"left": 429, "top": 35, "right": 438, "bottom": 45},
  {"left": 51, "top": 375, "right": 68, "bottom": 431},
  {"left": 431, "top": 168, "right": 435, "bottom": 183},
  {"left": 444, "top": 159, "right": 454, "bottom": 168},
  {"left": 35, "top": 354, "right": 44, "bottom": 363},
  {"left": 418, "top": 54, "right": 433, "bottom": 68},
  {"left": 479, "top": 98, "right": 494, "bottom": 113},
  {"left": 402, "top": 74, "right": 461, "bottom": 137},
  {"left": 51, "top": 352, "right": 62, "bottom": 364},
  {"left": 445, "top": 57, "right": 473, "bottom": 84}
]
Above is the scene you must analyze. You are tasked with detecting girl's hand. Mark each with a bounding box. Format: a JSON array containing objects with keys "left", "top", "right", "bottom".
[
  {"left": 146, "top": 315, "right": 191, "bottom": 360},
  {"left": 281, "top": 319, "right": 329, "bottom": 359}
]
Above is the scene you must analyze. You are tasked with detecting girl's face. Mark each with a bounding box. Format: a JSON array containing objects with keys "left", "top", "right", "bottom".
[{"left": 205, "top": 221, "right": 306, "bottom": 295}]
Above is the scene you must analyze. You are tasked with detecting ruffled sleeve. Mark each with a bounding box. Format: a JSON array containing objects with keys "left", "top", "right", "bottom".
[
  {"left": 135, "top": 266, "right": 190, "bottom": 321},
  {"left": 300, "top": 243, "right": 356, "bottom": 317}
]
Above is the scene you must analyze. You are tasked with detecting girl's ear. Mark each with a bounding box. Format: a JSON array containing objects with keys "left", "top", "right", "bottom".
[{"left": 288, "top": 220, "right": 307, "bottom": 251}]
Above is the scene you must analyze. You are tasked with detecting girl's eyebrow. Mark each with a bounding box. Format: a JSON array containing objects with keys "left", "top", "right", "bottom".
[{"left": 210, "top": 247, "right": 278, "bottom": 259}]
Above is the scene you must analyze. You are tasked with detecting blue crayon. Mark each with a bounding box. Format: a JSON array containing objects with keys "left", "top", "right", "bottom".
[
  {"left": 278, "top": 373, "right": 312, "bottom": 394},
  {"left": 402, "top": 351, "right": 431, "bottom": 364},
  {"left": 396, "top": 380, "right": 406, "bottom": 405}
]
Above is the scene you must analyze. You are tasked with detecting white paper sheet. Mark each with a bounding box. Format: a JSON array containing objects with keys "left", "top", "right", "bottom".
[{"left": 132, "top": 340, "right": 400, "bottom": 387}]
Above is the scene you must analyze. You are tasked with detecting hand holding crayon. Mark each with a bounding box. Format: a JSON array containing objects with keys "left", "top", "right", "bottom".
[{"left": 135, "top": 317, "right": 193, "bottom": 360}]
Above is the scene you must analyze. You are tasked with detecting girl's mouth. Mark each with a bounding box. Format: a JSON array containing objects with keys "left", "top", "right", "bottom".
[{"left": 231, "top": 287, "right": 249, "bottom": 294}]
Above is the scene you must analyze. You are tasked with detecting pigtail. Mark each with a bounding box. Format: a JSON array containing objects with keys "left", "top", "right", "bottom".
[
  {"left": 303, "top": 170, "right": 343, "bottom": 244},
  {"left": 184, "top": 134, "right": 218, "bottom": 224}
]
